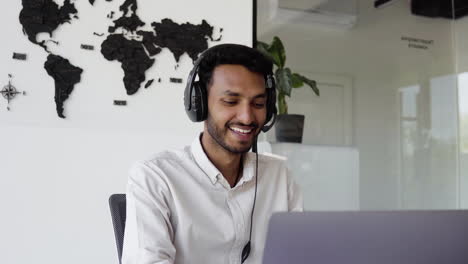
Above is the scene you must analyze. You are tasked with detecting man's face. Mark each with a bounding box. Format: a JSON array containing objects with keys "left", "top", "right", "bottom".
[{"left": 205, "top": 64, "right": 267, "bottom": 154}]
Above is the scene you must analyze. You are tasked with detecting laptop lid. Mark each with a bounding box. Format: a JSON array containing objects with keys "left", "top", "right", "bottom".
[{"left": 263, "top": 211, "right": 468, "bottom": 264}]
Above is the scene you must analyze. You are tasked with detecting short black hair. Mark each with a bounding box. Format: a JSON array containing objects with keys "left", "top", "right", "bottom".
[{"left": 197, "top": 43, "right": 273, "bottom": 89}]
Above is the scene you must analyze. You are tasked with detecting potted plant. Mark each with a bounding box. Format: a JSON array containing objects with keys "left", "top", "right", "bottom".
[{"left": 256, "top": 36, "right": 320, "bottom": 143}]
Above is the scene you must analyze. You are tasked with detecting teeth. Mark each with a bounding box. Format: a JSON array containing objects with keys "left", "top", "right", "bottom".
[{"left": 230, "top": 127, "right": 252, "bottom": 134}]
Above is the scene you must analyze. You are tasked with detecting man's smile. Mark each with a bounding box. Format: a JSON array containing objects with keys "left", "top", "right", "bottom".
[{"left": 229, "top": 126, "right": 254, "bottom": 134}]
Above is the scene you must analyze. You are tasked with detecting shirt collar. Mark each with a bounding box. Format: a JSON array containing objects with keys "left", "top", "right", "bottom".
[
  {"left": 191, "top": 134, "right": 222, "bottom": 185},
  {"left": 190, "top": 134, "right": 257, "bottom": 186},
  {"left": 237, "top": 152, "right": 256, "bottom": 185}
]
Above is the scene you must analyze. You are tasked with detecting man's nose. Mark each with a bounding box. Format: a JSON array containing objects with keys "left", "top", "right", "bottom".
[{"left": 237, "top": 103, "right": 255, "bottom": 125}]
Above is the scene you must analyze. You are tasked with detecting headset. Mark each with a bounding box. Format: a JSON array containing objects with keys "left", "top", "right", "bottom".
[
  {"left": 184, "top": 44, "right": 277, "bottom": 263},
  {"left": 184, "top": 44, "right": 277, "bottom": 132}
]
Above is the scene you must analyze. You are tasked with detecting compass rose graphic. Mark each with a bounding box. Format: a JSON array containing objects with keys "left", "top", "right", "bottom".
[{"left": 1, "top": 74, "right": 26, "bottom": 111}]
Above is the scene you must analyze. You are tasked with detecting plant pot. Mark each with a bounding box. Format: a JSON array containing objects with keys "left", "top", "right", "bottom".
[{"left": 275, "top": 114, "right": 305, "bottom": 143}]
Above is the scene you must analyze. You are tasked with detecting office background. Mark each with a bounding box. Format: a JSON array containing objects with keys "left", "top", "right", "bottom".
[{"left": 1, "top": 0, "right": 468, "bottom": 263}]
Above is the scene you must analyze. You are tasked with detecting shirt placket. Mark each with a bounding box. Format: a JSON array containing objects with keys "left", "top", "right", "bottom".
[{"left": 226, "top": 189, "right": 247, "bottom": 264}]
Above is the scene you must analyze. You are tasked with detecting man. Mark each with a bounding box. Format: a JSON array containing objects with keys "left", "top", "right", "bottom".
[{"left": 122, "top": 44, "right": 303, "bottom": 264}]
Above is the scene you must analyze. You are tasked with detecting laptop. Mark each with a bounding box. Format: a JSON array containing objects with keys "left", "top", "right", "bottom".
[{"left": 262, "top": 211, "right": 468, "bottom": 264}]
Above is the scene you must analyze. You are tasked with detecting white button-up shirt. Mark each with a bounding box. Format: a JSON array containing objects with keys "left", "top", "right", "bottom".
[{"left": 122, "top": 135, "right": 303, "bottom": 264}]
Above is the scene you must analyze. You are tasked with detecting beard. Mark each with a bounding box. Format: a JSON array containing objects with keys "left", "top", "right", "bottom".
[{"left": 205, "top": 113, "right": 258, "bottom": 154}]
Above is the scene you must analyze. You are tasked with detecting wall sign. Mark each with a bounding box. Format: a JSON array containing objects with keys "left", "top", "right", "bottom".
[{"left": 401, "top": 36, "right": 434, "bottom": 50}]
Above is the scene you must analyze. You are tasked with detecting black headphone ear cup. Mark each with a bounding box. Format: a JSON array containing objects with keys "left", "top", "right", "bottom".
[
  {"left": 192, "top": 81, "right": 208, "bottom": 122},
  {"left": 261, "top": 75, "right": 277, "bottom": 133},
  {"left": 267, "top": 89, "right": 276, "bottom": 122},
  {"left": 265, "top": 75, "right": 277, "bottom": 123}
]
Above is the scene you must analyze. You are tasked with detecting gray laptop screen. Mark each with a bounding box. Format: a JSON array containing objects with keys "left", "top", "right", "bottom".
[{"left": 263, "top": 211, "right": 468, "bottom": 264}]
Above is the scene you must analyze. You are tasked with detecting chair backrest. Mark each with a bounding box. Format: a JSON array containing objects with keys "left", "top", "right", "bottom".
[{"left": 109, "top": 193, "right": 126, "bottom": 264}]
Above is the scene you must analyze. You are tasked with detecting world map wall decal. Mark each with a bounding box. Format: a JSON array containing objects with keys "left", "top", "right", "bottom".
[{"left": 18, "top": 0, "right": 223, "bottom": 119}]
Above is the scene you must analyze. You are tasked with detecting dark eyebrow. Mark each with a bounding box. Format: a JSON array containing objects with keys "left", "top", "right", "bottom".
[
  {"left": 254, "top": 93, "right": 267, "bottom": 99},
  {"left": 223, "top": 90, "right": 240, "bottom": 96},
  {"left": 222, "top": 90, "right": 267, "bottom": 99}
]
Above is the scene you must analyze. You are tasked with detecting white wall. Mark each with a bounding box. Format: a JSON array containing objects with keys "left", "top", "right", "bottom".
[
  {"left": 1, "top": 126, "right": 198, "bottom": 263},
  {"left": 257, "top": 0, "right": 457, "bottom": 209}
]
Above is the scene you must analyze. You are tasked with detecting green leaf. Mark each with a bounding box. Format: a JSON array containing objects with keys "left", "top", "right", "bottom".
[
  {"left": 295, "top": 73, "right": 319, "bottom": 96},
  {"left": 256, "top": 41, "right": 276, "bottom": 65},
  {"left": 275, "top": 68, "right": 293, "bottom": 97},
  {"left": 291, "top": 73, "right": 304, "bottom": 88},
  {"left": 256, "top": 41, "right": 269, "bottom": 52},
  {"left": 268, "top": 36, "right": 286, "bottom": 68},
  {"left": 277, "top": 93, "right": 288, "bottom": 114}
]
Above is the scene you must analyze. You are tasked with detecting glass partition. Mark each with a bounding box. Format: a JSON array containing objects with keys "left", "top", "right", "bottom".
[{"left": 258, "top": 0, "right": 465, "bottom": 210}]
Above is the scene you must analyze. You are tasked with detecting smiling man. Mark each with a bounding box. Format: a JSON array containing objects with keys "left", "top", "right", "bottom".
[
  {"left": 122, "top": 44, "right": 303, "bottom": 264},
  {"left": 202, "top": 63, "right": 268, "bottom": 186}
]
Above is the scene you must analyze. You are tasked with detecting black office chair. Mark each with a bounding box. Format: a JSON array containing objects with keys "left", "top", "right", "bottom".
[{"left": 109, "top": 193, "right": 126, "bottom": 264}]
